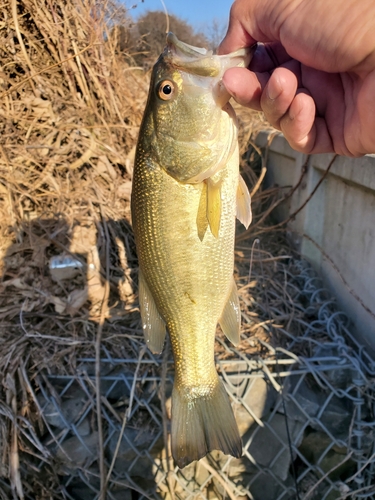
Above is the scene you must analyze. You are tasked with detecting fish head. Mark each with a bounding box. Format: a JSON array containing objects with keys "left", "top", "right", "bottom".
[{"left": 139, "top": 32, "right": 254, "bottom": 183}]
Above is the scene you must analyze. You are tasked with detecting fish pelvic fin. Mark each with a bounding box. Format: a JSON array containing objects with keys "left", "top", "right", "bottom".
[
  {"left": 206, "top": 178, "right": 221, "bottom": 238},
  {"left": 138, "top": 269, "right": 167, "bottom": 354},
  {"left": 219, "top": 277, "right": 241, "bottom": 346},
  {"left": 236, "top": 174, "right": 252, "bottom": 229},
  {"left": 171, "top": 379, "right": 242, "bottom": 468}
]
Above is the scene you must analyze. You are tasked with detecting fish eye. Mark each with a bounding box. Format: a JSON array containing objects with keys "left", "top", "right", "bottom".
[{"left": 157, "top": 80, "right": 175, "bottom": 100}]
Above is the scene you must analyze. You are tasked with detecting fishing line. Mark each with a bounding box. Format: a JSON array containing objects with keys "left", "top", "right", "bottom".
[
  {"left": 159, "top": 0, "right": 170, "bottom": 34},
  {"left": 258, "top": 240, "right": 301, "bottom": 500}
]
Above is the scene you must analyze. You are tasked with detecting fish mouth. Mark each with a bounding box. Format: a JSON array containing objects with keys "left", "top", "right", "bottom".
[
  {"left": 166, "top": 32, "right": 211, "bottom": 58},
  {"left": 165, "top": 32, "right": 221, "bottom": 77},
  {"left": 164, "top": 32, "right": 254, "bottom": 78}
]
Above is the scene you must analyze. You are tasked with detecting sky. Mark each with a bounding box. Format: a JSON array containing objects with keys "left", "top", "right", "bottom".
[{"left": 125, "top": 0, "right": 233, "bottom": 34}]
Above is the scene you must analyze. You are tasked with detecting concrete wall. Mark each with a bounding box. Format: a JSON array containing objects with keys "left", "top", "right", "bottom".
[{"left": 256, "top": 131, "right": 375, "bottom": 353}]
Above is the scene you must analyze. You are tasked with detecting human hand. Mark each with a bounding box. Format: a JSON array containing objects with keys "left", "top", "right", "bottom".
[{"left": 218, "top": 0, "right": 375, "bottom": 156}]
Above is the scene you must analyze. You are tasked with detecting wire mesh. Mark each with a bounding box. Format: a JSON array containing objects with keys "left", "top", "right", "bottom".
[{"left": 6, "top": 259, "right": 375, "bottom": 499}]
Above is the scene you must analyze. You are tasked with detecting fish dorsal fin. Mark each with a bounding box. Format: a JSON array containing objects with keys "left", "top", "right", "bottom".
[
  {"left": 196, "top": 182, "right": 209, "bottom": 241},
  {"left": 138, "top": 270, "right": 167, "bottom": 354},
  {"left": 236, "top": 175, "right": 252, "bottom": 229},
  {"left": 206, "top": 178, "right": 221, "bottom": 238},
  {"left": 219, "top": 278, "right": 241, "bottom": 346}
]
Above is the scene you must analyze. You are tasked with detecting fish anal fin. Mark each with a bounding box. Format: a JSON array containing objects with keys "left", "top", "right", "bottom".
[
  {"left": 219, "top": 278, "right": 241, "bottom": 346},
  {"left": 206, "top": 178, "right": 221, "bottom": 238},
  {"left": 236, "top": 174, "right": 252, "bottom": 229},
  {"left": 196, "top": 182, "right": 209, "bottom": 241},
  {"left": 171, "top": 380, "right": 242, "bottom": 468},
  {"left": 138, "top": 270, "right": 166, "bottom": 354}
]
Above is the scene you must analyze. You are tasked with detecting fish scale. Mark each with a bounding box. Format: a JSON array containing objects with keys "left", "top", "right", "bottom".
[{"left": 131, "top": 33, "right": 253, "bottom": 468}]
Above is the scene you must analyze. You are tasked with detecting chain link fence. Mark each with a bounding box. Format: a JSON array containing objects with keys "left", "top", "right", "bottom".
[{"left": 1, "top": 260, "right": 374, "bottom": 500}]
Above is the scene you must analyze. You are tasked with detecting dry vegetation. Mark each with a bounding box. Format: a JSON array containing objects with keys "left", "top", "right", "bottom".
[
  {"left": 0, "top": 0, "right": 297, "bottom": 498},
  {"left": 1, "top": 0, "right": 146, "bottom": 362},
  {"left": 1, "top": 1, "right": 149, "bottom": 496}
]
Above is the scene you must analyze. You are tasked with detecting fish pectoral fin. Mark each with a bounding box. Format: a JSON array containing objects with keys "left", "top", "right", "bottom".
[
  {"left": 206, "top": 178, "right": 221, "bottom": 238},
  {"left": 171, "top": 380, "right": 242, "bottom": 468},
  {"left": 236, "top": 174, "right": 252, "bottom": 229},
  {"left": 138, "top": 270, "right": 166, "bottom": 354},
  {"left": 219, "top": 278, "right": 241, "bottom": 346}
]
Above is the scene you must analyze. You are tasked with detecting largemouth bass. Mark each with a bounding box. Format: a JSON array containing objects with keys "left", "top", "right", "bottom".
[{"left": 131, "top": 33, "right": 253, "bottom": 468}]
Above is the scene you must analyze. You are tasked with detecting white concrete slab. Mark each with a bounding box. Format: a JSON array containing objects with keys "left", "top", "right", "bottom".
[{"left": 256, "top": 131, "right": 375, "bottom": 353}]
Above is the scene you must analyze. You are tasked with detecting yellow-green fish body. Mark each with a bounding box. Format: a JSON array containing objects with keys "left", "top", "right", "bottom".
[{"left": 131, "top": 33, "right": 252, "bottom": 468}]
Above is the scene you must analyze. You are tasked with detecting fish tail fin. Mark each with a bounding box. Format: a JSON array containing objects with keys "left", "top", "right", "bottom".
[{"left": 171, "top": 379, "right": 242, "bottom": 468}]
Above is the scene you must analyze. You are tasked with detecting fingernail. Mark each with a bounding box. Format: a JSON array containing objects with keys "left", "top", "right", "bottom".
[{"left": 267, "top": 78, "right": 282, "bottom": 100}]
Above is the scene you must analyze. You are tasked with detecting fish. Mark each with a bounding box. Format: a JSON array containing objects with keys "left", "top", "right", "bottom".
[{"left": 131, "top": 32, "right": 253, "bottom": 468}]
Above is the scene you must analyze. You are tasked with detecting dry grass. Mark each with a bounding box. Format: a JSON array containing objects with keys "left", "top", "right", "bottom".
[
  {"left": 0, "top": 0, "right": 146, "bottom": 363},
  {"left": 0, "top": 1, "right": 150, "bottom": 496}
]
